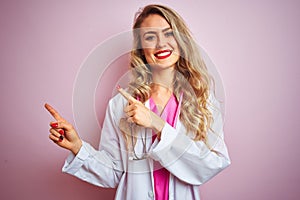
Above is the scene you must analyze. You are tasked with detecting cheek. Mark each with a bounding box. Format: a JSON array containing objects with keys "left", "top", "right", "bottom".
[
  {"left": 145, "top": 55, "right": 153, "bottom": 64},
  {"left": 143, "top": 49, "right": 155, "bottom": 62},
  {"left": 170, "top": 40, "right": 180, "bottom": 52}
]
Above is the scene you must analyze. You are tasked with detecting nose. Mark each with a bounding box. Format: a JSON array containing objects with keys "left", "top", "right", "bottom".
[{"left": 156, "top": 33, "right": 167, "bottom": 48}]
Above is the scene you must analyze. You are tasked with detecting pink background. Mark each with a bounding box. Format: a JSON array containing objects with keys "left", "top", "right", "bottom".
[{"left": 1, "top": 0, "right": 299, "bottom": 200}]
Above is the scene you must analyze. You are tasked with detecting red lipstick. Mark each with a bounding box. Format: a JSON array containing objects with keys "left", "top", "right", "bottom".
[{"left": 154, "top": 50, "right": 172, "bottom": 59}]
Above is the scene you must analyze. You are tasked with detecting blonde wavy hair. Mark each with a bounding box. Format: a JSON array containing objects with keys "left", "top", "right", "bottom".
[{"left": 128, "top": 4, "right": 213, "bottom": 142}]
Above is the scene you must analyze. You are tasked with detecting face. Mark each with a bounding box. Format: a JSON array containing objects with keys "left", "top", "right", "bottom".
[{"left": 139, "top": 14, "right": 180, "bottom": 71}]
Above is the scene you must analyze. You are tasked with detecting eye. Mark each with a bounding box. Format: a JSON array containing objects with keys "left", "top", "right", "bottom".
[
  {"left": 144, "top": 35, "right": 156, "bottom": 41},
  {"left": 165, "top": 31, "right": 174, "bottom": 37}
]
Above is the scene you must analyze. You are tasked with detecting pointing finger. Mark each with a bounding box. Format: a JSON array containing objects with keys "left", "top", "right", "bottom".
[
  {"left": 44, "top": 103, "right": 64, "bottom": 121},
  {"left": 117, "top": 86, "right": 137, "bottom": 103}
]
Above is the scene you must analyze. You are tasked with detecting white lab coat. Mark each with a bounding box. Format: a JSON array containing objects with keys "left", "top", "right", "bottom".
[{"left": 62, "top": 93, "right": 230, "bottom": 200}]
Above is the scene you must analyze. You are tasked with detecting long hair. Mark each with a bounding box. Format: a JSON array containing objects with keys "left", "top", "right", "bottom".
[{"left": 128, "top": 4, "right": 213, "bottom": 143}]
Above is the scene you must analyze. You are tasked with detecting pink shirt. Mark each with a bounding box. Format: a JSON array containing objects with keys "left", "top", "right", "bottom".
[{"left": 149, "top": 93, "right": 181, "bottom": 200}]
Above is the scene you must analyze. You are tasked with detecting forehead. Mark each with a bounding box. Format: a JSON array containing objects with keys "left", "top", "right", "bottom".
[{"left": 139, "top": 14, "right": 171, "bottom": 32}]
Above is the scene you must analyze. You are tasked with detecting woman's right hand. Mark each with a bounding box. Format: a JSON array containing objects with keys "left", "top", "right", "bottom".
[{"left": 44, "top": 103, "right": 82, "bottom": 155}]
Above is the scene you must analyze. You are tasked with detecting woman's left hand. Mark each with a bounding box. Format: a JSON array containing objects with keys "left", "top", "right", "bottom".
[
  {"left": 124, "top": 100, "right": 152, "bottom": 127},
  {"left": 118, "top": 87, "right": 165, "bottom": 134}
]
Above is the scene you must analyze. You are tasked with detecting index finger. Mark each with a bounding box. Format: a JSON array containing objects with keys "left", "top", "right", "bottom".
[
  {"left": 44, "top": 103, "right": 65, "bottom": 121},
  {"left": 117, "top": 86, "right": 137, "bottom": 103}
]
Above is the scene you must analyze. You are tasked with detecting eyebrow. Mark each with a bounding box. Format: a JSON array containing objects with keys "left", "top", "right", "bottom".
[{"left": 143, "top": 27, "right": 172, "bottom": 36}]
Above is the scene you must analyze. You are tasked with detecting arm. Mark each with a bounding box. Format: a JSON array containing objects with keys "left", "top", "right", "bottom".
[
  {"left": 45, "top": 100, "right": 124, "bottom": 188},
  {"left": 149, "top": 97, "right": 231, "bottom": 185},
  {"left": 117, "top": 87, "right": 230, "bottom": 184},
  {"left": 63, "top": 100, "right": 124, "bottom": 188}
]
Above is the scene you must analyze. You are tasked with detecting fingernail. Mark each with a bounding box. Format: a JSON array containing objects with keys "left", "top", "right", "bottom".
[
  {"left": 51, "top": 122, "right": 58, "bottom": 128},
  {"left": 59, "top": 129, "right": 64, "bottom": 135},
  {"left": 116, "top": 85, "right": 121, "bottom": 89},
  {"left": 59, "top": 135, "right": 64, "bottom": 142}
]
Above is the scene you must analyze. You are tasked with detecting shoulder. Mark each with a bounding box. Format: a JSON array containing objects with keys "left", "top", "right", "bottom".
[
  {"left": 106, "top": 89, "right": 129, "bottom": 117},
  {"left": 207, "top": 93, "right": 223, "bottom": 114},
  {"left": 108, "top": 92, "right": 127, "bottom": 108}
]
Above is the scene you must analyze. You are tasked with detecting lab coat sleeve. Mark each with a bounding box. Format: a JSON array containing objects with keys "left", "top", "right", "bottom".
[
  {"left": 149, "top": 96, "right": 231, "bottom": 185},
  {"left": 62, "top": 99, "right": 124, "bottom": 188}
]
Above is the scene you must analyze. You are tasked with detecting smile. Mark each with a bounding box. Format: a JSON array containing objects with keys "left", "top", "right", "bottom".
[{"left": 154, "top": 50, "right": 172, "bottom": 59}]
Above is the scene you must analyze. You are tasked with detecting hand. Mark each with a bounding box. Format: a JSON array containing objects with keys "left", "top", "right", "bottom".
[
  {"left": 44, "top": 103, "right": 82, "bottom": 155},
  {"left": 118, "top": 87, "right": 165, "bottom": 134}
]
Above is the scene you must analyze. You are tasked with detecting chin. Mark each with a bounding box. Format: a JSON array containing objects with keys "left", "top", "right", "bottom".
[{"left": 149, "top": 62, "right": 176, "bottom": 70}]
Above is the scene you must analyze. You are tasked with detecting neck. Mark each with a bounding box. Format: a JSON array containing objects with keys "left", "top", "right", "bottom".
[{"left": 151, "top": 67, "right": 175, "bottom": 91}]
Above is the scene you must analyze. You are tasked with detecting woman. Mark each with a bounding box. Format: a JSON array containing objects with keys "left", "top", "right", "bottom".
[{"left": 45, "top": 4, "right": 230, "bottom": 200}]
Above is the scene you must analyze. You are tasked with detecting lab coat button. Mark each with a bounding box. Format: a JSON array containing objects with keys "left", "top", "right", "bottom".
[{"left": 148, "top": 191, "right": 154, "bottom": 198}]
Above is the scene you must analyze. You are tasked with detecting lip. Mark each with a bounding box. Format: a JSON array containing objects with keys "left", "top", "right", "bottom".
[{"left": 154, "top": 49, "right": 172, "bottom": 59}]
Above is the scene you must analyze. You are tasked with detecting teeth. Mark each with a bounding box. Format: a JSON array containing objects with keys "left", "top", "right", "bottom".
[{"left": 156, "top": 51, "right": 171, "bottom": 57}]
